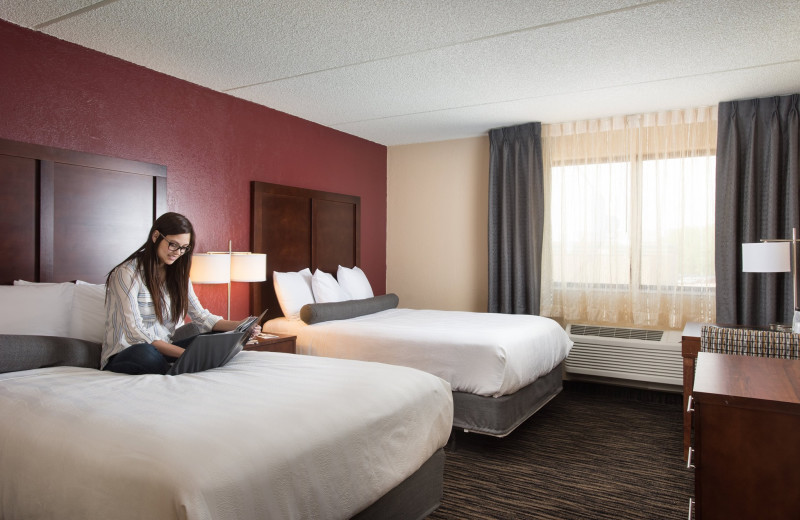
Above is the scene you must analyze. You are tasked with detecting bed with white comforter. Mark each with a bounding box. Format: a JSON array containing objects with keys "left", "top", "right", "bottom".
[
  {"left": 266, "top": 308, "right": 572, "bottom": 399},
  {"left": 0, "top": 350, "right": 453, "bottom": 520}
]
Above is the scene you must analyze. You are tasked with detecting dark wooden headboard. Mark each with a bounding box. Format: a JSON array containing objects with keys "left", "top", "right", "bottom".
[
  {"left": 0, "top": 138, "right": 167, "bottom": 285},
  {"left": 250, "top": 182, "right": 360, "bottom": 321}
]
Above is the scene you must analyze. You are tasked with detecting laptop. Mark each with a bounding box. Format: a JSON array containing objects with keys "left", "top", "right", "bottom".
[{"left": 167, "top": 308, "right": 268, "bottom": 376}]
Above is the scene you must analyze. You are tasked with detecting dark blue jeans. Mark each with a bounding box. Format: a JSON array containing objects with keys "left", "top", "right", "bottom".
[{"left": 103, "top": 336, "right": 197, "bottom": 375}]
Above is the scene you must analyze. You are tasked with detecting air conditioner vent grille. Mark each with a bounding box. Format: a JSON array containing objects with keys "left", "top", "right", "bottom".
[
  {"left": 569, "top": 325, "right": 663, "bottom": 342},
  {"left": 565, "top": 324, "right": 681, "bottom": 386}
]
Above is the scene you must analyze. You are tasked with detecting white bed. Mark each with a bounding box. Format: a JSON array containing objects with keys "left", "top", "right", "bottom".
[
  {"left": 0, "top": 349, "right": 453, "bottom": 520},
  {"left": 266, "top": 308, "right": 572, "bottom": 398},
  {"left": 252, "top": 186, "right": 573, "bottom": 437},
  {"left": 265, "top": 305, "right": 572, "bottom": 437},
  {"left": 0, "top": 143, "right": 454, "bottom": 519}
]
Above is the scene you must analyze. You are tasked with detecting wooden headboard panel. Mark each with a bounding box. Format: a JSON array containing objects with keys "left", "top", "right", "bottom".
[
  {"left": 251, "top": 182, "right": 360, "bottom": 321},
  {"left": 0, "top": 138, "right": 167, "bottom": 285}
]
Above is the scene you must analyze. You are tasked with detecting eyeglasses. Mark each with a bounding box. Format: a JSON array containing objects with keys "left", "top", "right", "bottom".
[{"left": 158, "top": 232, "right": 192, "bottom": 254}]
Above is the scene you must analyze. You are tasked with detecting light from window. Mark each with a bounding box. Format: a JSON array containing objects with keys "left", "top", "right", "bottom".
[
  {"left": 550, "top": 156, "right": 715, "bottom": 290},
  {"left": 641, "top": 156, "right": 716, "bottom": 289}
]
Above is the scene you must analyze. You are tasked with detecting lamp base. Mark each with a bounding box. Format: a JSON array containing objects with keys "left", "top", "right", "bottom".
[
  {"left": 793, "top": 310, "right": 800, "bottom": 333},
  {"left": 769, "top": 323, "right": 794, "bottom": 333}
]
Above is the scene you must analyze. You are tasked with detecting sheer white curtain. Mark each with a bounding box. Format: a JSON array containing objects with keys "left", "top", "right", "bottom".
[{"left": 540, "top": 107, "right": 717, "bottom": 330}]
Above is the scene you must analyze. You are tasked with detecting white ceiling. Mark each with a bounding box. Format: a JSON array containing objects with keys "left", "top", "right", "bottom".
[{"left": 3, "top": 0, "right": 800, "bottom": 146}]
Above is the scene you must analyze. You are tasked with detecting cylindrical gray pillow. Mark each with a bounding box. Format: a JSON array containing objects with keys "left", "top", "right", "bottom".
[
  {"left": 300, "top": 294, "right": 399, "bottom": 324},
  {"left": 0, "top": 335, "right": 101, "bottom": 373}
]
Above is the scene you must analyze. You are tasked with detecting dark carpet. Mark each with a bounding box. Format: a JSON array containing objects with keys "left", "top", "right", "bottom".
[{"left": 429, "top": 381, "right": 693, "bottom": 520}]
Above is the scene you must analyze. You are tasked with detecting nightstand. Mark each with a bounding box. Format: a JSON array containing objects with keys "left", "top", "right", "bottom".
[{"left": 244, "top": 333, "right": 297, "bottom": 354}]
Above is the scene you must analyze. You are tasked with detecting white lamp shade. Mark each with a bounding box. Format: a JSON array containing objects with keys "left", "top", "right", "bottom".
[
  {"left": 231, "top": 253, "right": 267, "bottom": 282},
  {"left": 742, "top": 242, "right": 791, "bottom": 273},
  {"left": 190, "top": 253, "right": 231, "bottom": 283}
]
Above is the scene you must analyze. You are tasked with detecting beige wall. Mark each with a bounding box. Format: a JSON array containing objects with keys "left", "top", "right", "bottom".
[{"left": 386, "top": 136, "right": 490, "bottom": 311}]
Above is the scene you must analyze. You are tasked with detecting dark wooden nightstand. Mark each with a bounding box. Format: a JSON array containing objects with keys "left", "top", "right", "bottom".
[{"left": 244, "top": 333, "right": 297, "bottom": 354}]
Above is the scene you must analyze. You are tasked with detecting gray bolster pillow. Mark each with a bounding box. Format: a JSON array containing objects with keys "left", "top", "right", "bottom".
[
  {"left": 300, "top": 293, "right": 399, "bottom": 324},
  {"left": 0, "top": 335, "right": 101, "bottom": 374}
]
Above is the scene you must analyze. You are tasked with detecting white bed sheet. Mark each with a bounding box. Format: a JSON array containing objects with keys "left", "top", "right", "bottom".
[
  {"left": 265, "top": 308, "right": 573, "bottom": 397},
  {"left": 0, "top": 351, "right": 453, "bottom": 520}
]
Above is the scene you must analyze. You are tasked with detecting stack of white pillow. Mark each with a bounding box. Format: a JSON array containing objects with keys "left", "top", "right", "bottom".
[
  {"left": 1, "top": 266, "right": 373, "bottom": 337},
  {"left": 0, "top": 280, "right": 106, "bottom": 343},
  {"left": 273, "top": 266, "right": 374, "bottom": 321}
]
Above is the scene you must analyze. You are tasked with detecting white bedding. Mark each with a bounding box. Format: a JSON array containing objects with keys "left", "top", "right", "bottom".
[
  {"left": 0, "top": 351, "right": 453, "bottom": 520},
  {"left": 265, "top": 308, "right": 573, "bottom": 397}
]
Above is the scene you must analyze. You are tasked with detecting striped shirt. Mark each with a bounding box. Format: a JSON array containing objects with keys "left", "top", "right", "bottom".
[{"left": 101, "top": 259, "right": 221, "bottom": 368}]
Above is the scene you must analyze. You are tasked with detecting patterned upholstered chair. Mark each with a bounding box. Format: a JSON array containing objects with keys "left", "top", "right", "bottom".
[{"left": 700, "top": 325, "right": 800, "bottom": 360}]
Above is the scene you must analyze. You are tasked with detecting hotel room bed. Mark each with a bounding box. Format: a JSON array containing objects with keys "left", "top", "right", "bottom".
[
  {"left": 268, "top": 308, "right": 568, "bottom": 397},
  {"left": 251, "top": 182, "right": 573, "bottom": 437},
  {"left": 0, "top": 139, "right": 454, "bottom": 520},
  {"left": 0, "top": 343, "right": 453, "bottom": 520},
  {"left": 265, "top": 306, "right": 571, "bottom": 437}
]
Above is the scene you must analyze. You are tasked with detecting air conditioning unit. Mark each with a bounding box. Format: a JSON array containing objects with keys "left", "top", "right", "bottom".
[{"left": 565, "top": 324, "right": 682, "bottom": 386}]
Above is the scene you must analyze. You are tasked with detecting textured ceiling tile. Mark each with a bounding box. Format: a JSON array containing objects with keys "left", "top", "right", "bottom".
[
  {"left": 1, "top": 0, "right": 799, "bottom": 145},
  {"left": 232, "top": 0, "right": 800, "bottom": 128},
  {"left": 334, "top": 61, "right": 800, "bottom": 145},
  {"left": 0, "top": 0, "right": 97, "bottom": 27},
  {"left": 12, "top": 0, "right": 653, "bottom": 89}
]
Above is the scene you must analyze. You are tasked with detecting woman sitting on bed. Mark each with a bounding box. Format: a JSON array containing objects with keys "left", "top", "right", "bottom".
[{"left": 101, "top": 212, "right": 255, "bottom": 375}]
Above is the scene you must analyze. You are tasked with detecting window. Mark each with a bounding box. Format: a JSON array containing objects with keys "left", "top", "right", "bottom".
[
  {"left": 640, "top": 156, "right": 716, "bottom": 290},
  {"left": 541, "top": 109, "right": 717, "bottom": 329}
]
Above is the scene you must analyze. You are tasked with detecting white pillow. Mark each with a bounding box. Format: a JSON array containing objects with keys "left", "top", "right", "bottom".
[
  {"left": 0, "top": 283, "right": 75, "bottom": 337},
  {"left": 311, "top": 269, "right": 350, "bottom": 303},
  {"left": 273, "top": 268, "right": 315, "bottom": 320},
  {"left": 337, "top": 266, "right": 374, "bottom": 300},
  {"left": 71, "top": 281, "right": 106, "bottom": 343}
]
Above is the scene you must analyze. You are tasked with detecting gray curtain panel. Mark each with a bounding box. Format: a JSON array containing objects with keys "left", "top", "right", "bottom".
[
  {"left": 716, "top": 94, "right": 800, "bottom": 327},
  {"left": 488, "top": 122, "right": 544, "bottom": 315}
]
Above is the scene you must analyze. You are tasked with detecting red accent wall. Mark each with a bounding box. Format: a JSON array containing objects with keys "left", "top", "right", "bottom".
[{"left": 0, "top": 20, "right": 387, "bottom": 319}]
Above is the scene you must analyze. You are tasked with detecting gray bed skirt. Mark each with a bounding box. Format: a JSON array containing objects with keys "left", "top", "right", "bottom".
[
  {"left": 352, "top": 447, "right": 445, "bottom": 520},
  {"left": 452, "top": 362, "right": 564, "bottom": 437}
]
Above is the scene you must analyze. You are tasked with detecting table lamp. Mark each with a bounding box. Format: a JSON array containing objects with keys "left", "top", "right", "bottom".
[
  {"left": 190, "top": 241, "right": 267, "bottom": 319},
  {"left": 742, "top": 227, "right": 798, "bottom": 331}
]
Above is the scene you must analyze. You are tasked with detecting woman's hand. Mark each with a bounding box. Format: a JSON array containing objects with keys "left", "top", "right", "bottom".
[
  {"left": 211, "top": 318, "right": 261, "bottom": 338},
  {"left": 250, "top": 324, "right": 262, "bottom": 339},
  {"left": 212, "top": 319, "right": 243, "bottom": 332}
]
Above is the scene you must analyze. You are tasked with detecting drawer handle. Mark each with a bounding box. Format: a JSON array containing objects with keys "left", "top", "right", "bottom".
[
  {"left": 688, "top": 498, "right": 694, "bottom": 520},
  {"left": 687, "top": 447, "right": 695, "bottom": 469},
  {"left": 687, "top": 395, "right": 695, "bottom": 413}
]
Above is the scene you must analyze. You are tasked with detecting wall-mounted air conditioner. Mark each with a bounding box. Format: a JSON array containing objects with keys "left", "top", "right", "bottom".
[{"left": 565, "top": 324, "right": 683, "bottom": 386}]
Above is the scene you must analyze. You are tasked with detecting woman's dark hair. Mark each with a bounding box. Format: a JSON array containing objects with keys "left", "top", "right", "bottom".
[{"left": 107, "top": 212, "right": 196, "bottom": 324}]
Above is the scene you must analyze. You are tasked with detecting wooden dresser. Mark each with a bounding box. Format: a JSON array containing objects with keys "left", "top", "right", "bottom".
[
  {"left": 690, "top": 352, "right": 800, "bottom": 519},
  {"left": 681, "top": 322, "right": 702, "bottom": 459}
]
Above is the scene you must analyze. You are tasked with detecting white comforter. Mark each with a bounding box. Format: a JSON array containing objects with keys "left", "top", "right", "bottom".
[
  {"left": 265, "top": 308, "right": 573, "bottom": 397},
  {"left": 0, "top": 351, "right": 453, "bottom": 520}
]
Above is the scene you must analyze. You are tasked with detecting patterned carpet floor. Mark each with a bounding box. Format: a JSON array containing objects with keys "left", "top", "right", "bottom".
[{"left": 428, "top": 381, "right": 693, "bottom": 520}]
